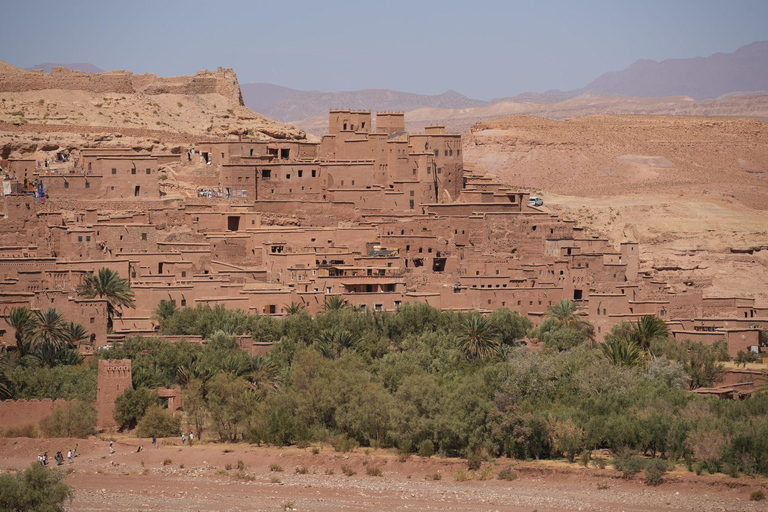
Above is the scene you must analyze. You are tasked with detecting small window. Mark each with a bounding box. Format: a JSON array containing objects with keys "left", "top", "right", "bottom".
[
  {"left": 77, "top": 236, "right": 83, "bottom": 242},
  {"left": 311, "top": 169, "right": 317, "bottom": 177},
  {"left": 412, "top": 169, "right": 417, "bottom": 176},
  {"left": 86, "top": 236, "right": 91, "bottom": 242},
  {"left": 181, "top": 271, "right": 186, "bottom": 278},
  {"left": 111, "top": 168, "right": 117, "bottom": 175},
  {"left": 181, "top": 299, "right": 186, "bottom": 306},
  {"left": 64, "top": 182, "right": 69, "bottom": 189},
  {"left": 85, "top": 181, "right": 90, "bottom": 189},
  {"left": 298, "top": 170, "right": 303, "bottom": 178},
  {"left": 146, "top": 168, "right": 151, "bottom": 175},
  {"left": 131, "top": 168, "right": 136, "bottom": 175},
  {"left": 141, "top": 233, "right": 147, "bottom": 241}
]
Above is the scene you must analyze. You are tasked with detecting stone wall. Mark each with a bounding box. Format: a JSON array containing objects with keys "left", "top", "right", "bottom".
[{"left": 0, "top": 398, "right": 77, "bottom": 428}]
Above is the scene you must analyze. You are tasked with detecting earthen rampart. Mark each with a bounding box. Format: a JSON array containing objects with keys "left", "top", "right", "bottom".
[{"left": 0, "top": 398, "right": 78, "bottom": 428}]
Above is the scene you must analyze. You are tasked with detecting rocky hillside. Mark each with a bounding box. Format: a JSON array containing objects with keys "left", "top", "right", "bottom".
[
  {"left": 0, "top": 62, "right": 305, "bottom": 141},
  {"left": 464, "top": 114, "right": 768, "bottom": 299}
]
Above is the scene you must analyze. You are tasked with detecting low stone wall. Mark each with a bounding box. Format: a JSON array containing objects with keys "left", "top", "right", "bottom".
[{"left": 0, "top": 398, "right": 76, "bottom": 428}]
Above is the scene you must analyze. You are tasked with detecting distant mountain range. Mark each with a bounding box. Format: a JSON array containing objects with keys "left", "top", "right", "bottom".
[
  {"left": 26, "top": 63, "right": 105, "bottom": 73},
  {"left": 241, "top": 86, "right": 486, "bottom": 122},
  {"left": 242, "top": 41, "right": 768, "bottom": 122}
]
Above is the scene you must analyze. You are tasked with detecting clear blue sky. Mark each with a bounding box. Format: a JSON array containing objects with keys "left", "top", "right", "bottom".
[{"left": 2, "top": 0, "right": 767, "bottom": 99}]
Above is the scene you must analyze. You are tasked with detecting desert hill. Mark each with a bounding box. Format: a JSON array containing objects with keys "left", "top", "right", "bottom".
[
  {"left": 463, "top": 114, "right": 768, "bottom": 299},
  {"left": 0, "top": 61, "right": 306, "bottom": 156},
  {"left": 294, "top": 93, "right": 768, "bottom": 135}
]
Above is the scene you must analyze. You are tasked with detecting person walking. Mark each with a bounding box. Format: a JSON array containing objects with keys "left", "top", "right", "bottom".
[
  {"left": 73, "top": 444, "right": 78, "bottom": 458},
  {"left": 43, "top": 452, "right": 48, "bottom": 466},
  {"left": 67, "top": 449, "right": 73, "bottom": 464},
  {"left": 152, "top": 435, "right": 157, "bottom": 448},
  {"left": 109, "top": 441, "right": 114, "bottom": 455},
  {"left": 181, "top": 433, "right": 186, "bottom": 445}
]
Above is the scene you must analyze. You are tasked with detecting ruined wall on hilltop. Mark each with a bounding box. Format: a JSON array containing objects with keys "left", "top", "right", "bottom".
[{"left": 0, "top": 67, "right": 244, "bottom": 105}]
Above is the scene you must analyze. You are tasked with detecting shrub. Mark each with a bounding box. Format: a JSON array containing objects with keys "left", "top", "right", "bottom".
[
  {"left": 614, "top": 451, "right": 645, "bottom": 479},
  {"left": 295, "top": 465, "right": 308, "bottom": 474},
  {"left": 579, "top": 450, "right": 591, "bottom": 467},
  {"left": 418, "top": 439, "right": 435, "bottom": 458},
  {"left": 497, "top": 465, "right": 518, "bottom": 481},
  {"left": 366, "top": 465, "right": 382, "bottom": 477},
  {"left": 596, "top": 482, "right": 610, "bottom": 490},
  {"left": 163, "top": 458, "right": 172, "bottom": 466},
  {"left": 136, "top": 404, "right": 181, "bottom": 438},
  {"left": 269, "top": 463, "right": 283, "bottom": 472},
  {"left": 0, "top": 463, "right": 73, "bottom": 511},
  {"left": 454, "top": 469, "right": 470, "bottom": 482},
  {"left": 331, "top": 434, "right": 358, "bottom": 453},
  {"left": 113, "top": 387, "right": 159, "bottom": 430},
  {"left": 425, "top": 472, "right": 442, "bottom": 481},
  {"left": 644, "top": 459, "right": 668, "bottom": 486},
  {"left": 311, "top": 447, "right": 320, "bottom": 455},
  {"left": 39, "top": 401, "right": 97, "bottom": 438},
  {"left": 478, "top": 466, "right": 493, "bottom": 481},
  {"left": 225, "top": 463, "right": 232, "bottom": 471},
  {"left": 0, "top": 424, "right": 39, "bottom": 438},
  {"left": 341, "top": 464, "right": 356, "bottom": 477},
  {"left": 750, "top": 490, "right": 765, "bottom": 502},
  {"left": 466, "top": 452, "right": 483, "bottom": 471},
  {"left": 237, "top": 460, "right": 245, "bottom": 471}
]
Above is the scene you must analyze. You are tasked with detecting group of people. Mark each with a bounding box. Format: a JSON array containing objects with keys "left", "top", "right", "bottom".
[
  {"left": 38, "top": 445, "right": 77, "bottom": 466},
  {"left": 181, "top": 431, "right": 194, "bottom": 445}
]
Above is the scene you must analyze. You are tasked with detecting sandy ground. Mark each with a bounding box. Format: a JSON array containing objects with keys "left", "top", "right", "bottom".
[{"left": 1, "top": 437, "right": 766, "bottom": 511}]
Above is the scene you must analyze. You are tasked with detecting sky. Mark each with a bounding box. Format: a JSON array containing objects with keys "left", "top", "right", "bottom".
[{"left": 2, "top": 0, "right": 768, "bottom": 100}]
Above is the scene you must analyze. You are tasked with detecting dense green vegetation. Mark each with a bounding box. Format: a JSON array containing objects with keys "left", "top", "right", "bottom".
[
  {"left": 95, "top": 302, "right": 768, "bottom": 476},
  {"left": 2, "top": 299, "right": 765, "bottom": 478}
]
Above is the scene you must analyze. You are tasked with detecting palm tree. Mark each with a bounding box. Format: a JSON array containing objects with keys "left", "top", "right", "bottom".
[
  {"left": 76, "top": 267, "right": 136, "bottom": 330},
  {"left": 8, "top": 307, "right": 36, "bottom": 356},
  {"left": 457, "top": 313, "right": 500, "bottom": 360},
  {"left": 30, "top": 309, "right": 72, "bottom": 353},
  {"left": 601, "top": 335, "right": 644, "bottom": 367},
  {"left": 284, "top": 301, "right": 305, "bottom": 315},
  {"left": 545, "top": 298, "right": 595, "bottom": 339},
  {"left": 323, "top": 295, "right": 347, "bottom": 311},
  {"left": 64, "top": 322, "right": 89, "bottom": 346},
  {"left": 152, "top": 300, "right": 178, "bottom": 331},
  {"left": 631, "top": 315, "right": 669, "bottom": 351}
]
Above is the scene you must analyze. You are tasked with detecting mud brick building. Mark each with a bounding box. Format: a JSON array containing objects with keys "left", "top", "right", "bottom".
[{"left": 0, "top": 110, "right": 765, "bottom": 360}]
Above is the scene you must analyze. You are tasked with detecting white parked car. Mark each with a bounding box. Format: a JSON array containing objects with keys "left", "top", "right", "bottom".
[{"left": 528, "top": 196, "right": 543, "bottom": 207}]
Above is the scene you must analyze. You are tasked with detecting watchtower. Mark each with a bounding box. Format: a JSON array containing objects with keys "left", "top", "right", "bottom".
[{"left": 96, "top": 359, "right": 132, "bottom": 430}]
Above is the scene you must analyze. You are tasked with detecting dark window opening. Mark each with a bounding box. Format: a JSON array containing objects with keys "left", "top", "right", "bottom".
[
  {"left": 413, "top": 258, "right": 424, "bottom": 268},
  {"left": 573, "top": 289, "right": 583, "bottom": 300},
  {"left": 134, "top": 185, "right": 141, "bottom": 197},
  {"left": 432, "top": 257, "right": 447, "bottom": 272},
  {"left": 228, "top": 216, "right": 240, "bottom": 231}
]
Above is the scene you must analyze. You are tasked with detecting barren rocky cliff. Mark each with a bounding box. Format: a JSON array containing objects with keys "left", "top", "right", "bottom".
[{"left": 0, "top": 62, "right": 306, "bottom": 157}]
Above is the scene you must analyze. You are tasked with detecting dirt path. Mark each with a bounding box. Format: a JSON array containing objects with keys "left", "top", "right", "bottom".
[{"left": 1, "top": 438, "right": 765, "bottom": 511}]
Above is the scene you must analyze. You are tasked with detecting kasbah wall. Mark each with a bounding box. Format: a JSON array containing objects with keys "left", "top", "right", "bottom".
[
  {"left": 95, "top": 359, "right": 132, "bottom": 430},
  {"left": 0, "top": 398, "right": 78, "bottom": 428}
]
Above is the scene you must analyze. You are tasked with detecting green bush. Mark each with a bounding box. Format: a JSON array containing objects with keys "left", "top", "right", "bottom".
[
  {"left": 331, "top": 433, "right": 359, "bottom": 453},
  {"left": 644, "top": 459, "right": 668, "bottom": 486},
  {"left": 0, "top": 463, "right": 73, "bottom": 511},
  {"left": 113, "top": 387, "right": 159, "bottom": 430},
  {"left": 750, "top": 489, "right": 765, "bottom": 502},
  {"left": 136, "top": 404, "right": 181, "bottom": 438},
  {"left": 497, "top": 465, "right": 518, "bottom": 481},
  {"left": 615, "top": 451, "right": 645, "bottom": 479},
  {"left": 39, "top": 401, "right": 97, "bottom": 438},
  {"left": 418, "top": 439, "right": 435, "bottom": 458}
]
